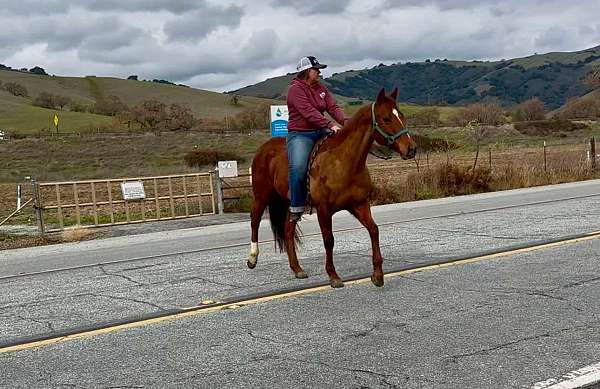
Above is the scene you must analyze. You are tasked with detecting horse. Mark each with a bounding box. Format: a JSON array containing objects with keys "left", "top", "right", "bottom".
[{"left": 247, "top": 88, "right": 417, "bottom": 288}]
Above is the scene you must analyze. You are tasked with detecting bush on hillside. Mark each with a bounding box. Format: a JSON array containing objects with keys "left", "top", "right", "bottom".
[
  {"left": 92, "top": 95, "right": 128, "bottom": 116},
  {"left": 448, "top": 102, "right": 504, "bottom": 126},
  {"left": 512, "top": 97, "right": 546, "bottom": 121},
  {"left": 184, "top": 149, "right": 245, "bottom": 169},
  {"left": 408, "top": 107, "right": 441, "bottom": 127},
  {"left": 2, "top": 82, "right": 28, "bottom": 97},
  {"left": 411, "top": 134, "right": 458, "bottom": 152},
  {"left": 229, "top": 104, "right": 269, "bottom": 131},
  {"left": 514, "top": 119, "right": 587, "bottom": 135}
]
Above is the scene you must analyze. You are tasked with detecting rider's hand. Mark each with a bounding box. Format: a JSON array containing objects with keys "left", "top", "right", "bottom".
[{"left": 330, "top": 125, "right": 341, "bottom": 133}]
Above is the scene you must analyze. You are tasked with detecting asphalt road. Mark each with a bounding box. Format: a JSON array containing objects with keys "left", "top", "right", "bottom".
[{"left": 1, "top": 180, "right": 600, "bottom": 388}]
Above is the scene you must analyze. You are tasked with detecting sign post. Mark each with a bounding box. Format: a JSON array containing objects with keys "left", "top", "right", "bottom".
[
  {"left": 270, "top": 105, "right": 288, "bottom": 137},
  {"left": 53, "top": 113, "right": 59, "bottom": 134}
]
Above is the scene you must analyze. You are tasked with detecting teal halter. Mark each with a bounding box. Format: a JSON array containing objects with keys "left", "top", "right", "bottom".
[{"left": 371, "top": 102, "right": 409, "bottom": 147}]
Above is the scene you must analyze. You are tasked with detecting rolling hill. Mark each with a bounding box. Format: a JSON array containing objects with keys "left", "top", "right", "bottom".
[
  {"left": 0, "top": 69, "right": 278, "bottom": 133},
  {"left": 231, "top": 45, "right": 600, "bottom": 109}
]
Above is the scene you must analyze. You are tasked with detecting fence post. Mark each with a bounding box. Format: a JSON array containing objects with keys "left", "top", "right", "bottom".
[
  {"left": 31, "top": 178, "right": 45, "bottom": 235},
  {"left": 214, "top": 167, "right": 224, "bottom": 215},
  {"left": 543, "top": 141, "right": 547, "bottom": 173},
  {"left": 591, "top": 137, "right": 596, "bottom": 170},
  {"left": 488, "top": 148, "right": 492, "bottom": 170}
]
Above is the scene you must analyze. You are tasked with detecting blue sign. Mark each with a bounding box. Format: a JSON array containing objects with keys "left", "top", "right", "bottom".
[{"left": 270, "top": 105, "right": 288, "bottom": 137}]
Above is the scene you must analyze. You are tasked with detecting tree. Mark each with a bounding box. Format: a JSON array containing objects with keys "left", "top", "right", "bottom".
[
  {"left": 54, "top": 95, "right": 71, "bottom": 110},
  {"left": 167, "top": 103, "right": 194, "bottom": 130},
  {"left": 512, "top": 97, "right": 546, "bottom": 121},
  {"left": 585, "top": 66, "right": 600, "bottom": 89},
  {"left": 29, "top": 66, "right": 48, "bottom": 76},
  {"left": 92, "top": 95, "right": 128, "bottom": 116},
  {"left": 127, "top": 75, "right": 138, "bottom": 81},
  {"left": 133, "top": 100, "right": 168, "bottom": 129},
  {"left": 32, "top": 92, "right": 56, "bottom": 109},
  {"left": 230, "top": 94, "right": 240, "bottom": 106},
  {"left": 3, "top": 82, "right": 28, "bottom": 97}
]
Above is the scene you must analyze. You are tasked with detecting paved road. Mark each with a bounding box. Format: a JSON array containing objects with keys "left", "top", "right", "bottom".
[{"left": 1, "top": 180, "right": 600, "bottom": 388}]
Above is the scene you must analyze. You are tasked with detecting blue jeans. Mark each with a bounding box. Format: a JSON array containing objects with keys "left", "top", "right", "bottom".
[{"left": 287, "top": 129, "right": 329, "bottom": 213}]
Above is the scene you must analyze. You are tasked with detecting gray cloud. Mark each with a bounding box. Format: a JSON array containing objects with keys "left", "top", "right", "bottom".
[
  {"left": 1, "top": 0, "right": 599, "bottom": 92},
  {"left": 271, "top": 0, "right": 352, "bottom": 15},
  {"left": 163, "top": 3, "right": 243, "bottom": 42},
  {"left": 535, "top": 27, "right": 569, "bottom": 48},
  {"left": 81, "top": 0, "right": 205, "bottom": 14}
]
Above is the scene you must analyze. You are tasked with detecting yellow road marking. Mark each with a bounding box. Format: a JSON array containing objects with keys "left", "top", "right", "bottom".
[{"left": 3, "top": 231, "right": 600, "bottom": 354}]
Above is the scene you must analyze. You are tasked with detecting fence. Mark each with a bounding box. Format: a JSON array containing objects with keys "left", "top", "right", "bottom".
[
  {"left": 34, "top": 172, "right": 215, "bottom": 233},
  {"left": 2, "top": 139, "right": 599, "bottom": 234}
]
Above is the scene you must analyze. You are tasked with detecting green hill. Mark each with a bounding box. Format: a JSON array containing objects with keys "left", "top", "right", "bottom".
[
  {"left": 232, "top": 45, "right": 600, "bottom": 109},
  {"left": 0, "top": 69, "right": 278, "bottom": 133}
]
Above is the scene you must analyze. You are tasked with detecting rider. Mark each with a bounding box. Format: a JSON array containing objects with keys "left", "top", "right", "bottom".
[{"left": 287, "top": 55, "right": 348, "bottom": 221}]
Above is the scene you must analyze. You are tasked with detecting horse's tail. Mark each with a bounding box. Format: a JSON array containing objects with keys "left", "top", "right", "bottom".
[{"left": 268, "top": 193, "right": 301, "bottom": 252}]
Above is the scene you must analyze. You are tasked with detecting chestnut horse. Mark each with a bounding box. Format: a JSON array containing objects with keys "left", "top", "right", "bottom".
[{"left": 247, "top": 88, "right": 417, "bottom": 288}]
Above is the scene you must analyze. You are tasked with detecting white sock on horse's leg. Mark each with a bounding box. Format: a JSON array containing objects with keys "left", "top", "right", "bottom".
[{"left": 249, "top": 241, "right": 259, "bottom": 266}]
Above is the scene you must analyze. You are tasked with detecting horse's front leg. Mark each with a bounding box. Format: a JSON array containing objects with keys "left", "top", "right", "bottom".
[
  {"left": 349, "top": 201, "right": 384, "bottom": 287},
  {"left": 317, "top": 207, "right": 343, "bottom": 288}
]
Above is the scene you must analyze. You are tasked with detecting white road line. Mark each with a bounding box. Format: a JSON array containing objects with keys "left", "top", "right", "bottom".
[{"left": 530, "top": 361, "right": 600, "bottom": 388}]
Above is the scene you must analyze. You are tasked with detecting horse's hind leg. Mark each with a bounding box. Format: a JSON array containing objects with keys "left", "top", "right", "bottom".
[
  {"left": 317, "top": 207, "right": 343, "bottom": 288},
  {"left": 349, "top": 201, "right": 384, "bottom": 287},
  {"left": 285, "top": 219, "right": 308, "bottom": 279},
  {"left": 247, "top": 197, "right": 267, "bottom": 269}
]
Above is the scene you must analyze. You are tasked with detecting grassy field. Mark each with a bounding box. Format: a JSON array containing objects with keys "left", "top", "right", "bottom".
[{"left": 0, "top": 93, "right": 113, "bottom": 133}]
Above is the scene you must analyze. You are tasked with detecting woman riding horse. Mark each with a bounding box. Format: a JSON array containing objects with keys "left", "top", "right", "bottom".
[
  {"left": 286, "top": 56, "right": 348, "bottom": 221},
  {"left": 248, "top": 70, "right": 417, "bottom": 288}
]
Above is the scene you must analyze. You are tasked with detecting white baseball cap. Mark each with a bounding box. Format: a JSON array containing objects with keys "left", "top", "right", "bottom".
[{"left": 296, "top": 56, "right": 327, "bottom": 72}]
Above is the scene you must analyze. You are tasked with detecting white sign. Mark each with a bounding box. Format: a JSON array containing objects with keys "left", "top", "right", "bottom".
[
  {"left": 270, "top": 105, "right": 289, "bottom": 137},
  {"left": 218, "top": 160, "right": 238, "bottom": 178},
  {"left": 0, "top": 130, "right": 5, "bottom": 140},
  {"left": 121, "top": 181, "right": 146, "bottom": 200}
]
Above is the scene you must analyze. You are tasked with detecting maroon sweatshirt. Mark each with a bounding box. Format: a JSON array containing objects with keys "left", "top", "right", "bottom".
[{"left": 286, "top": 77, "right": 348, "bottom": 131}]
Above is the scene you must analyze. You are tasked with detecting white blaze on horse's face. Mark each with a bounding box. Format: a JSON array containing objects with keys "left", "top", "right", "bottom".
[{"left": 392, "top": 108, "right": 411, "bottom": 140}]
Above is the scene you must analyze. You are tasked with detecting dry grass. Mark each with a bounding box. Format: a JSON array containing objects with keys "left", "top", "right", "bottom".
[{"left": 60, "top": 226, "right": 95, "bottom": 242}]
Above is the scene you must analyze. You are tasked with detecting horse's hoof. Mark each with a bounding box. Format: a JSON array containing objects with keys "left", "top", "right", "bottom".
[
  {"left": 330, "top": 278, "right": 345, "bottom": 288},
  {"left": 247, "top": 259, "right": 257, "bottom": 269},
  {"left": 371, "top": 274, "right": 384, "bottom": 287},
  {"left": 295, "top": 271, "right": 308, "bottom": 279}
]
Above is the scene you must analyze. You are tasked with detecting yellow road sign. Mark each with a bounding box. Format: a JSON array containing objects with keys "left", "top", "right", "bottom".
[{"left": 53, "top": 114, "right": 59, "bottom": 127}]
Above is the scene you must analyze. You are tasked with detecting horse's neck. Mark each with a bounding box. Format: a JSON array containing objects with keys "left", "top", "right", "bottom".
[{"left": 336, "top": 108, "right": 374, "bottom": 172}]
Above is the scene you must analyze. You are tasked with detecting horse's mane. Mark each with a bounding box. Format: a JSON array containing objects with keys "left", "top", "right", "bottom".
[{"left": 326, "top": 104, "right": 372, "bottom": 148}]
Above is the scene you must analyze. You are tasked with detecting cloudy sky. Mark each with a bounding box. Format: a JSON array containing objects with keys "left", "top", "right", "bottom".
[{"left": 1, "top": 0, "right": 599, "bottom": 91}]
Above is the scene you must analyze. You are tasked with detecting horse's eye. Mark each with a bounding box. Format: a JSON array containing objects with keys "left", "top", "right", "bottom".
[{"left": 383, "top": 117, "right": 392, "bottom": 123}]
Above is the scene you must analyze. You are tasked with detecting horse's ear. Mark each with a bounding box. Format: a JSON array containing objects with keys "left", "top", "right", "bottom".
[
  {"left": 376, "top": 88, "right": 386, "bottom": 104},
  {"left": 390, "top": 87, "right": 399, "bottom": 101}
]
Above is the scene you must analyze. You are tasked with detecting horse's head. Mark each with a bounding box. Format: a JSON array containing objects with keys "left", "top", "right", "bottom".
[{"left": 372, "top": 88, "right": 417, "bottom": 159}]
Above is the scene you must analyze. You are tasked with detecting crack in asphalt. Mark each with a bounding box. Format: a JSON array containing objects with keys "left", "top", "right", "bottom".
[
  {"left": 15, "top": 314, "right": 56, "bottom": 332},
  {"left": 118, "top": 262, "right": 168, "bottom": 272},
  {"left": 247, "top": 330, "right": 298, "bottom": 346},
  {"left": 398, "top": 275, "right": 586, "bottom": 312},
  {"left": 250, "top": 355, "right": 406, "bottom": 387},
  {"left": 448, "top": 325, "right": 594, "bottom": 361},
  {"left": 99, "top": 266, "right": 145, "bottom": 286},
  {"left": 552, "top": 275, "right": 600, "bottom": 290},
  {"left": 90, "top": 293, "right": 167, "bottom": 312},
  {"left": 147, "top": 274, "right": 243, "bottom": 289},
  {"left": 420, "top": 227, "right": 523, "bottom": 240}
]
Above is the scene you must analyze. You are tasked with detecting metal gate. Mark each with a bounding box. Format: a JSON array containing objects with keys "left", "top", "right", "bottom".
[{"left": 35, "top": 172, "right": 215, "bottom": 233}]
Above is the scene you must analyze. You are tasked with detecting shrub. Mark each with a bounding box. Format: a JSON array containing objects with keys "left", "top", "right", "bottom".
[
  {"left": 448, "top": 102, "right": 504, "bottom": 126},
  {"left": 3, "top": 82, "right": 28, "bottom": 97},
  {"left": 92, "top": 95, "right": 128, "bottom": 116},
  {"left": 33, "top": 91, "right": 57, "bottom": 109},
  {"left": 229, "top": 104, "right": 269, "bottom": 131},
  {"left": 512, "top": 97, "right": 546, "bottom": 121},
  {"left": 514, "top": 119, "right": 587, "bottom": 135},
  {"left": 411, "top": 134, "right": 458, "bottom": 152},
  {"left": 184, "top": 149, "right": 245, "bottom": 169},
  {"left": 408, "top": 107, "right": 441, "bottom": 127}
]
